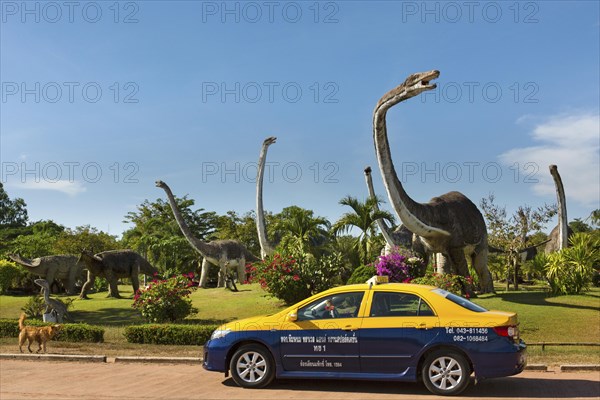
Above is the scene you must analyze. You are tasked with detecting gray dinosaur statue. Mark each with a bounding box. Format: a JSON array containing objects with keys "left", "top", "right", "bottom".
[
  {"left": 371, "top": 70, "right": 494, "bottom": 293},
  {"left": 9, "top": 254, "right": 85, "bottom": 294},
  {"left": 364, "top": 166, "right": 430, "bottom": 268},
  {"left": 34, "top": 279, "right": 68, "bottom": 322},
  {"left": 79, "top": 250, "right": 158, "bottom": 299},
  {"left": 545, "top": 164, "right": 572, "bottom": 253},
  {"left": 256, "top": 136, "right": 277, "bottom": 259},
  {"left": 156, "top": 180, "right": 260, "bottom": 288}
]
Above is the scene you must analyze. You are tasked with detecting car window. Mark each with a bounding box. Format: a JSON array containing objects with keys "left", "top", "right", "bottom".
[
  {"left": 431, "top": 288, "right": 488, "bottom": 312},
  {"left": 297, "top": 292, "right": 365, "bottom": 321},
  {"left": 370, "top": 292, "right": 436, "bottom": 317}
]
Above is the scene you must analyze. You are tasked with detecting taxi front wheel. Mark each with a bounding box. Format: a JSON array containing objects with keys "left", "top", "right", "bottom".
[
  {"left": 230, "top": 344, "right": 275, "bottom": 389},
  {"left": 421, "top": 350, "right": 471, "bottom": 396}
]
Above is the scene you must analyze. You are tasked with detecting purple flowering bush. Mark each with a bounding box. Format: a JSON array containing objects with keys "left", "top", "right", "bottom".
[
  {"left": 132, "top": 273, "right": 198, "bottom": 323},
  {"left": 375, "top": 248, "right": 425, "bottom": 283}
]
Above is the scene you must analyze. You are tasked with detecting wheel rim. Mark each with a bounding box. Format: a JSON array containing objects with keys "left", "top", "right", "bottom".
[
  {"left": 236, "top": 351, "right": 268, "bottom": 383},
  {"left": 428, "top": 356, "right": 464, "bottom": 391}
]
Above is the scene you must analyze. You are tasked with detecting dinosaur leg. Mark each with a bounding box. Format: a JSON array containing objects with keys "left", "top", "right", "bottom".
[
  {"left": 472, "top": 247, "right": 495, "bottom": 294},
  {"left": 236, "top": 258, "right": 246, "bottom": 284},
  {"left": 105, "top": 270, "right": 121, "bottom": 298},
  {"left": 199, "top": 259, "right": 212, "bottom": 288},
  {"left": 79, "top": 271, "right": 95, "bottom": 299},
  {"left": 436, "top": 253, "right": 453, "bottom": 274},
  {"left": 131, "top": 273, "right": 140, "bottom": 295},
  {"left": 46, "top": 268, "right": 57, "bottom": 294},
  {"left": 217, "top": 261, "right": 228, "bottom": 288},
  {"left": 449, "top": 248, "right": 475, "bottom": 297}
]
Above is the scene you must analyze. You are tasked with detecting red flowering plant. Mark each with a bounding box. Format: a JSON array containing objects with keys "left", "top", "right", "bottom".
[
  {"left": 132, "top": 272, "right": 198, "bottom": 323},
  {"left": 375, "top": 247, "right": 425, "bottom": 283},
  {"left": 250, "top": 251, "right": 344, "bottom": 305}
]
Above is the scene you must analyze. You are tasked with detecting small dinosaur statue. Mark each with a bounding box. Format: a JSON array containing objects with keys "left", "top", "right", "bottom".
[{"left": 34, "top": 279, "right": 67, "bottom": 323}]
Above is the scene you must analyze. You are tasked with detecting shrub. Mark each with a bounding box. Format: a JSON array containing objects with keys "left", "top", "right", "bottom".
[
  {"left": 545, "top": 232, "right": 599, "bottom": 295},
  {"left": 132, "top": 273, "right": 198, "bottom": 323},
  {"left": 0, "top": 319, "right": 104, "bottom": 342},
  {"left": 412, "top": 273, "right": 469, "bottom": 297},
  {"left": 347, "top": 264, "right": 376, "bottom": 284},
  {"left": 21, "top": 295, "right": 74, "bottom": 319},
  {"left": 123, "top": 324, "right": 217, "bottom": 345},
  {"left": 0, "top": 260, "right": 22, "bottom": 294},
  {"left": 250, "top": 251, "right": 344, "bottom": 305},
  {"left": 375, "top": 248, "right": 425, "bottom": 283}
]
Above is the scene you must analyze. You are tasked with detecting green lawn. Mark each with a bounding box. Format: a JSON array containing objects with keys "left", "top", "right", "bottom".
[{"left": 1, "top": 283, "right": 598, "bottom": 365}]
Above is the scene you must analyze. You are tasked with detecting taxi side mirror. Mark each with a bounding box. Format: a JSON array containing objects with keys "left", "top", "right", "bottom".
[{"left": 286, "top": 309, "right": 298, "bottom": 322}]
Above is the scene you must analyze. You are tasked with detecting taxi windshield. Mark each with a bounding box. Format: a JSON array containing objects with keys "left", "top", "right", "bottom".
[{"left": 431, "top": 289, "right": 488, "bottom": 313}]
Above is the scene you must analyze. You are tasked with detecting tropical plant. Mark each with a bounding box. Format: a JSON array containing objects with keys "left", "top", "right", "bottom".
[
  {"left": 545, "top": 232, "right": 600, "bottom": 295},
  {"left": 132, "top": 273, "right": 198, "bottom": 323},
  {"left": 346, "top": 264, "right": 376, "bottom": 284},
  {"left": 332, "top": 195, "right": 394, "bottom": 265},
  {"left": 412, "top": 273, "right": 470, "bottom": 297},
  {"left": 273, "top": 206, "right": 330, "bottom": 255}
]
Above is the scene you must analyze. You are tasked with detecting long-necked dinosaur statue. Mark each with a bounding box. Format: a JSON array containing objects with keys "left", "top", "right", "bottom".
[
  {"left": 34, "top": 279, "right": 68, "bottom": 322},
  {"left": 9, "top": 254, "right": 85, "bottom": 295},
  {"left": 156, "top": 180, "right": 260, "bottom": 287},
  {"left": 363, "top": 166, "right": 429, "bottom": 267},
  {"left": 79, "top": 250, "right": 158, "bottom": 299},
  {"left": 256, "top": 136, "right": 277, "bottom": 258},
  {"left": 545, "top": 164, "right": 571, "bottom": 253},
  {"left": 372, "top": 70, "right": 494, "bottom": 293}
]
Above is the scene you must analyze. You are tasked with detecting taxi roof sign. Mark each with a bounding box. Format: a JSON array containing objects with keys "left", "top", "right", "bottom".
[{"left": 366, "top": 275, "right": 389, "bottom": 287}]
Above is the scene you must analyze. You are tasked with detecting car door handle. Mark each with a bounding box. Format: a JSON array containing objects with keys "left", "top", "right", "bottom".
[
  {"left": 417, "top": 323, "right": 429, "bottom": 330},
  {"left": 343, "top": 325, "right": 356, "bottom": 331}
]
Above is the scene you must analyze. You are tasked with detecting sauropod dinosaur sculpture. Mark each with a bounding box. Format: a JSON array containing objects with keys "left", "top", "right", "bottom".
[
  {"left": 545, "top": 164, "right": 571, "bottom": 253},
  {"left": 78, "top": 249, "right": 158, "bottom": 299},
  {"left": 156, "top": 180, "right": 260, "bottom": 287},
  {"left": 372, "top": 70, "right": 494, "bottom": 293},
  {"left": 256, "top": 136, "right": 277, "bottom": 258},
  {"left": 34, "top": 278, "right": 67, "bottom": 322},
  {"left": 9, "top": 254, "right": 85, "bottom": 295}
]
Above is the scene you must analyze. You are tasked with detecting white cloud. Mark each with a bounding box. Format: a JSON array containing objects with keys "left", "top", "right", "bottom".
[
  {"left": 16, "top": 180, "right": 87, "bottom": 197},
  {"left": 499, "top": 113, "right": 600, "bottom": 207}
]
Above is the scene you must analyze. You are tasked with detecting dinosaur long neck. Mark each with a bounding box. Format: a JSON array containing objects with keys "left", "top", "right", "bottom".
[
  {"left": 373, "top": 92, "right": 444, "bottom": 238},
  {"left": 159, "top": 184, "right": 213, "bottom": 257},
  {"left": 256, "top": 142, "right": 275, "bottom": 258},
  {"left": 550, "top": 165, "right": 568, "bottom": 249},
  {"left": 364, "top": 168, "right": 395, "bottom": 247}
]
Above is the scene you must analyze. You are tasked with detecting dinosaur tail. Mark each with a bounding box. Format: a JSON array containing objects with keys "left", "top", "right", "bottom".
[{"left": 18, "top": 313, "right": 26, "bottom": 330}]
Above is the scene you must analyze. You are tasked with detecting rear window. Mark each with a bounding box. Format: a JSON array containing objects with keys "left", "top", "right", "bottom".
[{"left": 432, "top": 289, "right": 488, "bottom": 313}]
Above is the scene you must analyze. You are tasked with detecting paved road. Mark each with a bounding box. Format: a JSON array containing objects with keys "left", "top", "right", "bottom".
[{"left": 1, "top": 360, "right": 599, "bottom": 400}]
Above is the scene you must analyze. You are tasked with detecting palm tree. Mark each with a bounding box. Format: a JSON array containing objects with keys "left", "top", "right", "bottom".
[
  {"left": 332, "top": 196, "right": 395, "bottom": 265},
  {"left": 274, "top": 206, "right": 331, "bottom": 255}
]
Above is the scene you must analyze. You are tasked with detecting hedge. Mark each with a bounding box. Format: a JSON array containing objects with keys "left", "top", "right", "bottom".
[
  {"left": 0, "top": 319, "right": 104, "bottom": 343},
  {"left": 123, "top": 324, "right": 218, "bottom": 345}
]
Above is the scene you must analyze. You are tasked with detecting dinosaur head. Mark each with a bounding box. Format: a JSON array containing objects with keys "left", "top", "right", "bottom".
[
  {"left": 155, "top": 180, "right": 167, "bottom": 189},
  {"left": 364, "top": 166, "right": 372, "bottom": 175},
  {"left": 263, "top": 136, "right": 277, "bottom": 146},
  {"left": 377, "top": 70, "right": 439, "bottom": 110}
]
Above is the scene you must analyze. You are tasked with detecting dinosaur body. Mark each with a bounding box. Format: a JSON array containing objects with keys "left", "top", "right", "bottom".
[
  {"left": 9, "top": 254, "right": 85, "bottom": 294},
  {"left": 156, "top": 180, "right": 259, "bottom": 288},
  {"left": 79, "top": 250, "right": 158, "bottom": 299},
  {"left": 372, "top": 70, "right": 494, "bottom": 293}
]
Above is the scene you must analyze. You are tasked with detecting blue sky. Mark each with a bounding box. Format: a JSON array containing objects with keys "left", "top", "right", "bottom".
[{"left": 1, "top": 1, "right": 599, "bottom": 237}]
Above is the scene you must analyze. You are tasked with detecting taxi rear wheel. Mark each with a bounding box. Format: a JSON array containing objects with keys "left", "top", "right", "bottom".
[
  {"left": 230, "top": 344, "right": 275, "bottom": 389},
  {"left": 421, "top": 350, "right": 470, "bottom": 396}
]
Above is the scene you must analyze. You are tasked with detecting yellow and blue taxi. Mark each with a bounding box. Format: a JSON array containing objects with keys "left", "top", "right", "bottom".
[{"left": 203, "top": 277, "right": 526, "bottom": 395}]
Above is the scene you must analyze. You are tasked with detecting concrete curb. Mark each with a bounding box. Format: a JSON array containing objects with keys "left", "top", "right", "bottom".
[
  {"left": 0, "top": 353, "right": 106, "bottom": 363},
  {"left": 114, "top": 356, "right": 202, "bottom": 364},
  {"left": 560, "top": 365, "right": 600, "bottom": 372},
  {"left": 524, "top": 364, "right": 548, "bottom": 371}
]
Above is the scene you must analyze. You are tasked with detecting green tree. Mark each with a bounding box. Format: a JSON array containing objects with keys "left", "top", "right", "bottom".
[
  {"left": 332, "top": 196, "right": 394, "bottom": 265},
  {"left": 569, "top": 218, "right": 593, "bottom": 233},
  {"left": 213, "top": 210, "right": 262, "bottom": 256},
  {"left": 9, "top": 220, "right": 66, "bottom": 258},
  {"left": 481, "top": 194, "right": 556, "bottom": 290},
  {"left": 53, "top": 225, "right": 119, "bottom": 255},
  {"left": 0, "top": 183, "right": 28, "bottom": 227}
]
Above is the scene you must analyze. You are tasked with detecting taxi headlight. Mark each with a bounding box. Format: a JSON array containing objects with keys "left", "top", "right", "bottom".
[{"left": 211, "top": 328, "right": 231, "bottom": 340}]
